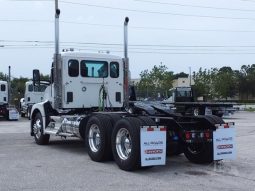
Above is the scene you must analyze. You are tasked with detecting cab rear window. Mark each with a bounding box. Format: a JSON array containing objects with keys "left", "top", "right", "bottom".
[
  {"left": 68, "top": 60, "right": 79, "bottom": 77},
  {"left": 110, "top": 62, "right": 119, "bottom": 78},
  {"left": 80, "top": 60, "right": 108, "bottom": 78}
]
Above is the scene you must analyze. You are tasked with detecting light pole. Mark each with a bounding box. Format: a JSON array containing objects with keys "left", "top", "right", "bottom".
[
  {"left": 189, "top": 66, "right": 191, "bottom": 86},
  {"left": 8, "top": 66, "right": 11, "bottom": 104}
]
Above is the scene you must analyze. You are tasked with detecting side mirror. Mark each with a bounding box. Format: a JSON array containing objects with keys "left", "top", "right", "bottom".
[{"left": 33, "top": 69, "right": 40, "bottom": 86}]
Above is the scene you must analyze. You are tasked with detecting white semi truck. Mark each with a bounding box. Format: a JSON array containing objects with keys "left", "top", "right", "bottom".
[
  {"left": 30, "top": 2, "right": 236, "bottom": 171},
  {"left": 20, "top": 81, "right": 49, "bottom": 119},
  {"left": 0, "top": 80, "right": 9, "bottom": 118},
  {"left": 0, "top": 80, "right": 19, "bottom": 120}
]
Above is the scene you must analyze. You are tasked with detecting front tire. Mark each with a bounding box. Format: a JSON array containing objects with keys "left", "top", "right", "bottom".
[{"left": 32, "top": 112, "right": 50, "bottom": 145}]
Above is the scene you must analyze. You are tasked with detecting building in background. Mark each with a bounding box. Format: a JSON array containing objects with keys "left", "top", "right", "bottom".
[{"left": 172, "top": 76, "right": 194, "bottom": 88}]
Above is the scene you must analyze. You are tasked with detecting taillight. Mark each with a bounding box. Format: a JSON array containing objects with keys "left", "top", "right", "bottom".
[
  {"left": 185, "top": 132, "right": 191, "bottom": 140},
  {"left": 205, "top": 131, "right": 210, "bottom": 139}
]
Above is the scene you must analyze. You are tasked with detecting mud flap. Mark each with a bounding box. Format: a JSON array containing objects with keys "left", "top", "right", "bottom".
[
  {"left": 213, "top": 123, "right": 236, "bottom": 160},
  {"left": 8, "top": 108, "right": 19, "bottom": 120},
  {"left": 140, "top": 126, "right": 167, "bottom": 167}
]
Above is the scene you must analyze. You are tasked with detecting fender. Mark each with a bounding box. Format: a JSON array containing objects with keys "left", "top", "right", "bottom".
[{"left": 30, "top": 100, "right": 56, "bottom": 136}]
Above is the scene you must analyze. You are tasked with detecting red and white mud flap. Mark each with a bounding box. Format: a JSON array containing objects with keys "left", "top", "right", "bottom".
[
  {"left": 140, "top": 126, "right": 167, "bottom": 167},
  {"left": 213, "top": 122, "right": 236, "bottom": 160}
]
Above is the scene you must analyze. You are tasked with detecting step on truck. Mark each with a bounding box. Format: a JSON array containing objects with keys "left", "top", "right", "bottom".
[
  {"left": 20, "top": 80, "right": 49, "bottom": 119},
  {"left": 30, "top": 2, "right": 236, "bottom": 171}
]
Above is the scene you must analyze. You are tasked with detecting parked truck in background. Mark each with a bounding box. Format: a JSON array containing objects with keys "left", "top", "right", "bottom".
[
  {"left": 166, "top": 86, "right": 235, "bottom": 117},
  {"left": 0, "top": 80, "right": 19, "bottom": 120},
  {"left": 30, "top": 2, "right": 236, "bottom": 171},
  {"left": 0, "top": 80, "right": 9, "bottom": 119},
  {"left": 20, "top": 80, "right": 49, "bottom": 119}
]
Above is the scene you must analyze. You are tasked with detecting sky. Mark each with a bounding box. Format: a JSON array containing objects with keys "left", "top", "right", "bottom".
[{"left": 1, "top": 0, "right": 255, "bottom": 79}]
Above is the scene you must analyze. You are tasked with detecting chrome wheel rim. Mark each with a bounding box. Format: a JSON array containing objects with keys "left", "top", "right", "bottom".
[
  {"left": 88, "top": 124, "right": 101, "bottom": 152},
  {"left": 116, "top": 128, "right": 132, "bottom": 160},
  {"left": 33, "top": 118, "right": 42, "bottom": 139},
  {"left": 193, "top": 108, "right": 199, "bottom": 116}
]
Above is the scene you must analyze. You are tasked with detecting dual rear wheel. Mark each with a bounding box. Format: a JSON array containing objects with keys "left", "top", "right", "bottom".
[{"left": 85, "top": 115, "right": 155, "bottom": 171}]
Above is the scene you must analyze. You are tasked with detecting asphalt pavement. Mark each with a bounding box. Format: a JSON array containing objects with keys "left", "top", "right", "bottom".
[{"left": 0, "top": 111, "right": 255, "bottom": 191}]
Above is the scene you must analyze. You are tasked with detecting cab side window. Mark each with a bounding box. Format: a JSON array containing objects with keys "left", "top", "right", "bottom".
[
  {"left": 68, "top": 60, "right": 79, "bottom": 77},
  {"left": 110, "top": 62, "right": 119, "bottom": 78},
  {"left": 1, "top": 84, "right": 6, "bottom": 91},
  {"left": 28, "top": 84, "right": 33, "bottom": 92}
]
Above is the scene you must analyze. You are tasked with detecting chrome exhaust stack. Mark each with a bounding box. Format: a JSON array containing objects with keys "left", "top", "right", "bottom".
[
  {"left": 54, "top": 0, "right": 62, "bottom": 109},
  {"left": 123, "top": 17, "right": 129, "bottom": 109}
]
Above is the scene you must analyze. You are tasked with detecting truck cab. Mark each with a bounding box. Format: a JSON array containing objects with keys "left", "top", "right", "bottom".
[
  {"left": 20, "top": 80, "right": 49, "bottom": 118},
  {"left": 0, "top": 81, "right": 8, "bottom": 106},
  {"left": 168, "top": 87, "right": 194, "bottom": 103},
  {"left": 49, "top": 52, "right": 124, "bottom": 110},
  {"left": 0, "top": 81, "right": 8, "bottom": 117}
]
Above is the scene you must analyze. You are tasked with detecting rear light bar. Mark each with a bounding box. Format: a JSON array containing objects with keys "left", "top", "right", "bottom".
[
  {"left": 184, "top": 130, "right": 212, "bottom": 143},
  {"left": 215, "top": 122, "right": 235, "bottom": 129}
]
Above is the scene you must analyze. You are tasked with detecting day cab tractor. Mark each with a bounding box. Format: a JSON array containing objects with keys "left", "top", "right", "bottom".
[
  {"left": 20, "top": 80, "right": 49, "bottom": 119},
  {"left": 0, "top": 80, "right": 9, "bottom": 119},
  {"left": 0, "top": 80, "right": 19, "bottom": 120},
  {"left": 30, "top": 3, "right": 236, "bottom": 171}
]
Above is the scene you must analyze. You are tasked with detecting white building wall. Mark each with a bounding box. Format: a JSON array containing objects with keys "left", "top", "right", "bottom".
[{"left": 172, "top": 77, "right": 194, "bottom": 88}]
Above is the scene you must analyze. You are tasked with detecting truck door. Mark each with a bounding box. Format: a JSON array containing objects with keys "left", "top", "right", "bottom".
[
  {"left": 105, "top": 61, "right": 123, "bottom": 108},
  {"left": 0, "top": 83, "right": 8, "bottom": 104}
]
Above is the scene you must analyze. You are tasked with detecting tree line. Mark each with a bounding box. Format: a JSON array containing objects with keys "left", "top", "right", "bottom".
[
  {"left": 135, "top": 64, "right": 255, "bottom": 102},
  {"left": 1, "top": 64, "right": 255, "bottom": 105}
]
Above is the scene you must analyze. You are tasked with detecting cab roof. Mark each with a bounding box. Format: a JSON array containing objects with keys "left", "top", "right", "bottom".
[
  {"left": 0, "top": 80, "right": 7, "bottom": 84},
  {"left": 61, "top": 52, "right": 123, "bottom": 60}
]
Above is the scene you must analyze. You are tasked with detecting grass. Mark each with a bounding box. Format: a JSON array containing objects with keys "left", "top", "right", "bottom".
[{"left": 244, "top": 107, "right": 255, "bottom": 112}]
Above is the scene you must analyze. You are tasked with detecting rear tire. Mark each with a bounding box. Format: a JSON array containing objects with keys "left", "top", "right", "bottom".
[
  {"left": 111, "top": 117, "right": 143, "bottom": 171},
  {"left": 85, "top": 114, "right": 113, "bottom": 162},
  {"left": 183, "top": 142, "right": 213, "bottom": 164},
  {"left": 32, "top": 112, "right": 50, "bottom": 145}
]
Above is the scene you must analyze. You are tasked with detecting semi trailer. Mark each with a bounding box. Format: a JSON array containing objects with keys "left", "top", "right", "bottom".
[{"left": 165, "top": 86, "right": 235, "bottom": 117}]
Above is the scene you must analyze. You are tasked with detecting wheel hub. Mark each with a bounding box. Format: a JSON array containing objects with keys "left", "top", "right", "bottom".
[
  {"left": 33, "top": 119, "right": 41, "bottom": 138},
  {"left": 116, "top": 128, "right": 132, "bottom": 160},
  {"left": 88, "top": 124, "right": 101, "bottom": 152}
]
